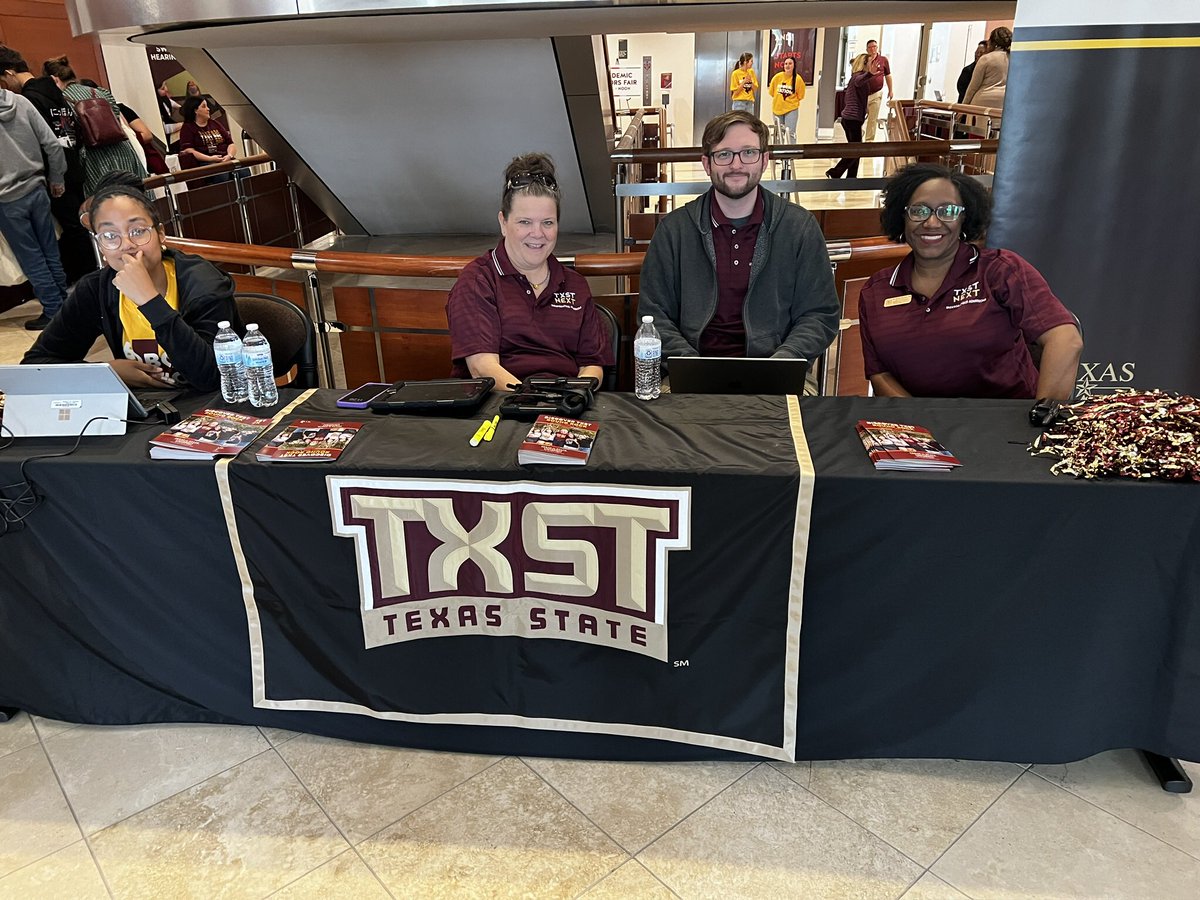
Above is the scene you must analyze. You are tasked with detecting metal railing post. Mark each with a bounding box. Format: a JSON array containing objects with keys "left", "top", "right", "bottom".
[
  {"left": 291, "top": 251, "right": 336, "bottom": 388},
  {"left": 233, "top": 170, "right": 255, "bottom": 273},
  {"left": 286, "top": 180, "right": 304, "bottom": 248}
]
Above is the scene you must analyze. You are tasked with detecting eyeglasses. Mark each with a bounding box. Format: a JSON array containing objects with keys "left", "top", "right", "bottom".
[
  {"left": 905, "top": 203, "right": 966, "bottom": 224},
  {"left": 707, "top": 148, "right": 763, "bottom": 166},
  {"left": 505, "top": 172, "right": 558, "bottom": 193},
  {"left": 95, "top": 226, "right": 157, "bottom": 251}
]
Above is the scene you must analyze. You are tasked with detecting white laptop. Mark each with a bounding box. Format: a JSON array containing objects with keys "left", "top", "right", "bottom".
[
  {"left": 0, "top": 364, "right": 148, "bottom": 437},
  {"left": 667, "top": 357, "right": 810, "bottom": 395}
]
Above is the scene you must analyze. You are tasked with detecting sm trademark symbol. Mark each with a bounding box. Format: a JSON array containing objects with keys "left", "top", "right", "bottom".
[{"left": 673, "top": 659, "right": 689, "bottom": 667}]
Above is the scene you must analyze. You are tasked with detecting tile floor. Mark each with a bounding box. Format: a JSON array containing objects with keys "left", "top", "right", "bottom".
[
  {"left": 1, "top": 713, "right": 1198, "bottom": 899},
  {"left": 5, "top": 161, "right": 1199, "bottom": 898}
]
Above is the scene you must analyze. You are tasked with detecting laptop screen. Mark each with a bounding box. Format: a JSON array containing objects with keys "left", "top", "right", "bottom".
[{"left": 667, "top": 357, "right": 809, "bottom": 395}]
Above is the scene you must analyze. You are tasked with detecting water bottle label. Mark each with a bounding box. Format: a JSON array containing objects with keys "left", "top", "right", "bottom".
[
  {"left": 634, "top": 340, "right": 661, "bottom": 362},
  {"left": 214, "top": 345, "right": 242, "bottom": 365},
  {"left": 243, "top": 346, "right": 272, "bottom": 367}
]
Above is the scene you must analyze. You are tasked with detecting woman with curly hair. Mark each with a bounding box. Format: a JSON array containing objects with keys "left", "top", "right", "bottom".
[{"left": 857, "top": 163, "right": 1081, "bottom": 399}]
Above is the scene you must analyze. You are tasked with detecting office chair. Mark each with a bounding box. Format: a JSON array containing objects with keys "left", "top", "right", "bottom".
[
  {"left": 594, "top": 304, "right": 621, "bottom": 392},
  {"left": 234, "top": 293, "right": 319, "bottom": 388}
]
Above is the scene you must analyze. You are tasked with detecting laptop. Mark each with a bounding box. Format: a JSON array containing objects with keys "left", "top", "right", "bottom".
[
  {"left": 0, "top": 363, "right": 150, "bottom": 437},
  {"left": 667, "top": 357, "right": 809, "bottom": 395}
]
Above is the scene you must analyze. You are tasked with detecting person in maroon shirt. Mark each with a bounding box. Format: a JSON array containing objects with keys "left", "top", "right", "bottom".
[
  {"left": 446, "top": 153, "right": 612, "bottom": 388},
  {"left": 858, "top": 163, "right": 1082, "bottom": 399}
]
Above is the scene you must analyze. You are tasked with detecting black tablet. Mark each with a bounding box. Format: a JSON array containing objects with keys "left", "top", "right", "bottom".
[{"left": 368, "top": 378, "right": 494, "bottom": 413}]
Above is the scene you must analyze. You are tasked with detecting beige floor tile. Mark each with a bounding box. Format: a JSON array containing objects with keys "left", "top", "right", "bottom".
[
  {"left": 524, "top": 757, "right": 754, "bottom": 853},
  {"left": 638, "top": 764, "right": 921, "bottom": 899},
  {"left": 581, "top": 858, "right": 676, "bottom": 898},
  {"left": 358, "top": 756, "right": 626, "bottom": 898},
  {"left": 807, "top": 757, "right": 1022, "bottom": 865},
  {"left": 899, "top": 872, "right": 970, "bottom": 900},
  {"left": 768, "top": 759, "right": 812, "bottom": 788},
  {"left": 259, "top": 726, "right": 300, "bottom": 747},
  {"left": 90, "top": 750, "right": 347, "bottom": 900},
  {"left": 272, "top": 849, "right": 389, "bottom": 899},
  {"left": 0, "top": 712, "right": 38, "bottom": 758},
  {"left": 0, "top": 745, "right": 83, "bottom": 878},
  {"left": 29, "top": 716, "right": 79, "bottom": 740},
  {"left": 0, "top": 840, "right": 108, "bottom": 900},
  {"left": 44, "top": 722, "right": 269, "bottom": 833},
  {"left": 278, "top": 733, "right": 499, "bottom": 844},
  {"left": 1032, "top": 750, "right": 1200, "bottom": 860},
  {"left": 932, "top": 770, "right": 1200, "bottom": 899}
]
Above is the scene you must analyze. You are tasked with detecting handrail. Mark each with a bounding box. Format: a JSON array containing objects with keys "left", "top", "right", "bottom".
[
  {"left": 143, "top": 153, "right": 273, "bottom": 189},
  {"left": 163, "top": 236, "right": 903, "bottom": 279},
  {"left": 615, "top": 110, "right": 646, "bottom": 151},
  {"left": 611, "top": 138, "right": 998, "bottom": 165},
  {"left": 912, "top": 99, "right": 1004, "bottom": 118}
]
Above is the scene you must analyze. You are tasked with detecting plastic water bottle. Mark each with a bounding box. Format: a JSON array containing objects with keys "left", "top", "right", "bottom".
[
  {"left": 242, "top": 323, "right": 279, "bottom": 408},
  {"left": 634, "top": 315, "right": 662, "bottom": 401},
  {"left": 213, "top": 321, "right": 248, "bottom": 404}
]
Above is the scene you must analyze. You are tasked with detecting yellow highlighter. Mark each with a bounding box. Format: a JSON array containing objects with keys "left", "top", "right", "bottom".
[
  {"left": 469, "top": 418, "right": 491, "bottom": 447},
  {"left": 483, "top": 414, "right": 500, "bottom": 442}
]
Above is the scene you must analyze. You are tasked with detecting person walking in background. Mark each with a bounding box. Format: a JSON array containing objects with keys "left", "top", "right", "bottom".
[
  {"left": 729, "top": 53, "right": 758, "bottom": 113},
  {"left": 45, "top": 56, "right": 147, "bottom": 195},
  {"left": 826, "top": 55, "right": 872, "bottom": 179},
  {"left": 863, "top": 39, "right": 893, "bottom": 141},
  {"left": 964, "top": 27, "right": 1012, "bottom": 110},
  {"left": 0, "top": 45, "right": 96, "bottom": 287},
  {"left": 957, "top": 41, "right": 989, "bottom": 103},
  {"left": 0, "top": 84, "right": 69, "bottom": 330},
  {"left": 767, "top": 57, "right": 804, "bottom": 142}
]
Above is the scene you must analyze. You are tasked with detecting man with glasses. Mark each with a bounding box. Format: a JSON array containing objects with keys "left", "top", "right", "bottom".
[
  {"left": 638, "top": 111, "right": 839, "bottom": 368},
  {"left": 0, "top": 78, "right": 69, "bottom": 331}
]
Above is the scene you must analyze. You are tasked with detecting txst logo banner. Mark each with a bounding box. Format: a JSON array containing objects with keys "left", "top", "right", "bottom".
[{"left": 329, "top": 478, "right": 691, "bottom": 661}]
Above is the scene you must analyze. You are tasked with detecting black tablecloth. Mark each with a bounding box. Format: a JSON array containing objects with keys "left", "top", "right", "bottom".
[{"left": 1, "top": 391, "right": 1197, "bottom": 763}]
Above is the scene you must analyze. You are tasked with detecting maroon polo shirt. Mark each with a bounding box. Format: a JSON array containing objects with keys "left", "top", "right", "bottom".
[
  {"left": 867, "top": 54, "right": 890, "bottom": 94},
  {"left": 858, "top": 243, "right": 1077, "bottom": 398},
  {"left": 700, "top": 189, "right": 765, "bottom": 357},
  {"left": 447, "top": 241, "right": 613, "bottom": 382}
]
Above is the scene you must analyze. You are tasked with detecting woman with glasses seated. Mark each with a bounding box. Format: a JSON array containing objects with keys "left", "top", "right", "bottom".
[
  {"left": 24, "top": 183, "right": 240, "bottom": 391},
  {"left": 858, "top": 163, "right": 1082, "bottom": 399},
  {"left": 446, "top": 153, "right": 613, "bottom": 390}
]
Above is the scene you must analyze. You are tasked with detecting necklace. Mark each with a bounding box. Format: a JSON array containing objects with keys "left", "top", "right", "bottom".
[{"left": 528, "top": 271, "right": 549, "bottom": 291}]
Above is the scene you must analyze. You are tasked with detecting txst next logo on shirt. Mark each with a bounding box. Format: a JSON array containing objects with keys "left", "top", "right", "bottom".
[{"left": 550, "top": 291, "right": 581, "bottom": 311}]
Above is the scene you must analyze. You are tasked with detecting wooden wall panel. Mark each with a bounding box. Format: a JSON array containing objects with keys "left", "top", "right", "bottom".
[
  {"left": 380, "top": 335, "right": 454, "bottom": 383},
  {"left": 373, "top": 288, "right": 450, "bottom": 329},
  {"left": 231, "top": 274, "right": 305, "bottom": 307},
  {"left": 0, "top": 1, "right": 106, "bottom": 87},
  {"left": 340, "top": 333, "right": 380, "bottom": 386}
]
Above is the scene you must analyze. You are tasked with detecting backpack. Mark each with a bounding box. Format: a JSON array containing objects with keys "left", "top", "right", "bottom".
[{"left": 72, "top": 89, "right": 127, "bottom": 148}]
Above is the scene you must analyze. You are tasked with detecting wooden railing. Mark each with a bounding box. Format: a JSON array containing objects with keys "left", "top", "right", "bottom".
[{"left": 163, "top": 235, "right": 907, "bottom": 395}]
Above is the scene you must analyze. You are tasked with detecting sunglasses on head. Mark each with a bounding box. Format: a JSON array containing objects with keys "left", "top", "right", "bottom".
[{"left": 505, "top": 172, "right": 558, "bottom": 192}]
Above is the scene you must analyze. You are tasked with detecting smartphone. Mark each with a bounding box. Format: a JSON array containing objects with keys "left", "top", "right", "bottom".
[{"left": 336, "top": 382, "right": 390, "bottom": 409}]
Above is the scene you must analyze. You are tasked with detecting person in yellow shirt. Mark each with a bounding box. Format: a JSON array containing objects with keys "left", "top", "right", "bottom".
[
  {"left": 729, "top": 53, "right": 758, "bottom": 113},
  {"left": 767, "top": 57, "right": 805, "bottom": 142}
]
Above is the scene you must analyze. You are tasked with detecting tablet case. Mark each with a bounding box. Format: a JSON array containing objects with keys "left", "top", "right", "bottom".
[{"left": 368, "top": 378, "right": 494, "bottom": 413}]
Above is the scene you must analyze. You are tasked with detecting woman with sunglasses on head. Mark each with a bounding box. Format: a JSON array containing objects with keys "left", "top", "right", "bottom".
[
  {"left": 858, "top": 163, "right": 1081, "bottom": 399},
  {"left": 24, "top": 183, "right": 240, "bottom": 391},
  {"left": 446, "top": 153, "right": 613, "bottom": 390}
]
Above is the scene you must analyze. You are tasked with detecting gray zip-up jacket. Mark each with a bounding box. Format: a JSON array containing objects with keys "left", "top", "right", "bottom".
[
  {"left": 638, "top": 187, "right": 839, "bottom": 361},
  {"left": 0, "top": 88, "right": 66, "bottom": 203}
]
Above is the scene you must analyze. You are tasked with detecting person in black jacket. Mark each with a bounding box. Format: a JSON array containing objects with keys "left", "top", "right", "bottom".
[
  {"left": 0, "top": 44, "right": 96, "bottom": 286},
  {"left": 23, "top": 183, "right": 241, "bottom": 391},
  {"left": 957, "top": 41, "right": 988, "bottom": 104}
]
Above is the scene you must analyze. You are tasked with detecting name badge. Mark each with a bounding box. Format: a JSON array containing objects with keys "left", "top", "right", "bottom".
[{"left": 883, "top": 294, "right": 913, "bottom": 308}]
